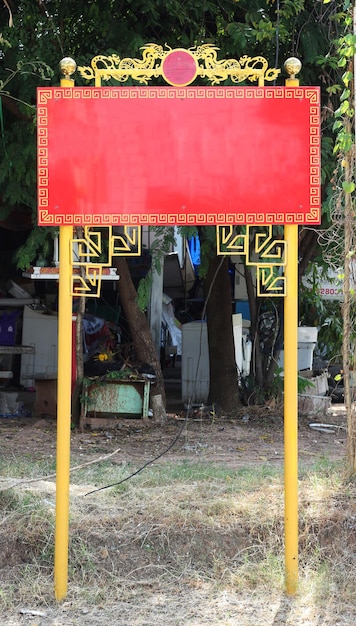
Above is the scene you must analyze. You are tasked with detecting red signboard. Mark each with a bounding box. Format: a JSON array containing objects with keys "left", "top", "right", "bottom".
[{"left": 37, "top": 86, "right": 320, "bottom": 226}]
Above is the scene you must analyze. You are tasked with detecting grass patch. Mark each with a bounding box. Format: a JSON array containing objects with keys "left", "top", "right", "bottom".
[
  {"left": 0, "top": 489, "right": 55, "bottom": 610},
  {"left": 0, "top": 455, "right": 56, "bottom": 480},
  {"left": 0, "top": 456, "right": 355, "bottom": 620},
  {"left": 71, "top": 459, "right": 282, "bottom": 494}
]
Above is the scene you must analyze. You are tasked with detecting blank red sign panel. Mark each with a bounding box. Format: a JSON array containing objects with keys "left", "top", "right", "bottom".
[{"left": 37, "top": 86, "right": 320, "bottom": 226}]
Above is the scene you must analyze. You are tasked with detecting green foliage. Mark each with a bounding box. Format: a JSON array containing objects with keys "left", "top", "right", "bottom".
[
  {"left": 299, "top": 264, "right": 343, "bottom": 361},
  {"left": 196, "top": 226, "right": 219, "bottom": 279},
  {"left": 0, "top": 0, "right": 352, "bottom": 405},
  {"left": 0, "top": 0, "right": 344, "bottom": 271},
  {"left": 298, "top": 375, "right": 316, "bottom": 394},
  {"left": 149, "top": 227, "right": 176, "bottom": 274},
  {"left": 240, "top": 367, "right": 315, "bottom": 404},
  {"left": 13, "top": 226, "right": 54, "bottom": 270},
  {"left": 320, "top": 135, "right": 336, "bottom": 186},
  {"left": 332, "top": 32, "right": 355, "bottom": 155},
  {"left": 0, "top": 61, "right": 53, "bottom": 227},
  {"left": 0, "top": 120, "right": 36, "bottom": 215},
  {"left": 0, "top": 60, "right": 53, "bottom": 96},
  {"left": 136, "top": 271, "right": 153, "bottom": 311},
  {"left": 135, "top": 226, "right": 176, "bottom": 310},
  {"left": 179, "top": 226, "right": 198, "bottom": 241}
]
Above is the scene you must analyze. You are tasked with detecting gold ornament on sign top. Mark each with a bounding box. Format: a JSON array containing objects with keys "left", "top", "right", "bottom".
[
  {"left": 59, "top": 57, "right": 77, "bottom": 78},
  {"left": 216, "top": 225, "right": 287, "bottom": 297},
  {"left": 78, "top": 43, "right": 280, "bottom": 87},
  {"left": 284, "top": 57, "right": 302, "bottom": 80}
]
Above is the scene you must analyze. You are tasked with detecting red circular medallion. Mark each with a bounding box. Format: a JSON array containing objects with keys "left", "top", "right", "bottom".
[{"left": 162, "top": 49, "right": 198, "bottom": 87}]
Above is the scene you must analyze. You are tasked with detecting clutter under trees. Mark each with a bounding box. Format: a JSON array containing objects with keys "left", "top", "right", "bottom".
[{"left": 1, "top": 1, "right": 355, "bottom": 432}]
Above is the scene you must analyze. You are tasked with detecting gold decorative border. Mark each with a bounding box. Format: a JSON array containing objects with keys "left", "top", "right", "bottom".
[
  {"left": 37, "top": 86, "right": 320, "bottom": 226},
  {"left": 39, "top": 210, "right": 320, "bottom": 226},
  {"left": 38, "top": 86, "right": 317, "bottom": 100}
]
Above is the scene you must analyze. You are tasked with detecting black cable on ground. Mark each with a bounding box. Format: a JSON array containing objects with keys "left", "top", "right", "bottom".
[
  {"left": 85, "top": 241, "right": 226, "bottom": 497},
  {"left": 84, "top": 412, "right": 188, "bottom": 496}
]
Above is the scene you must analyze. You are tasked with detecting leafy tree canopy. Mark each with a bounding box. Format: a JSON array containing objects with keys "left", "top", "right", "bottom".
[
  {"left": 0, "top": 1, "right": 347, "bottom": 222},
  {"left": 0, "top": 0, "right": 353, "bottom": 409}
]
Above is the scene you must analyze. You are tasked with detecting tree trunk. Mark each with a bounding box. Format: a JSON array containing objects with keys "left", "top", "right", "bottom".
[
  {"left": 71, "top": 293, "right": 85, "bottom": 426},
  {"left": 298, "top": 228, "right": 317, "bottom": 278},
  {"left": 244, "top": 234, "right": 283, "bottom": 402},
  {"left": 244, "top": 263, "right": 264, "bottom": 388},
  {"left": 342, "top": 133, "right": 356, "bottom": 475},
  {"left": 203, "top": 254, "right": 239, "bottom": 412},
  {"left": 71, "top": 227, "right": 85, "bottom": 426},
  {"left": 113, "top": 256, "right": 167, "bottom": 423}
]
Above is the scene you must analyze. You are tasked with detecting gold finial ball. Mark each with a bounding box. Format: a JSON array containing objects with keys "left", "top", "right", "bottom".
[
  {"left": 59, "top": 57, "right": 77, "bottom": 78},
  {"left": 284, "top": 57, "right": 302, "bottom": 78}
]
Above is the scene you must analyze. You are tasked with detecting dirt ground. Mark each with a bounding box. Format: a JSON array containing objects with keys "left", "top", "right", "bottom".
[
  {"left": 0, "top": 402, "right": 347, "bottom": 469},
  {"left": 0, "top": 402, "right": 351, "bottom": 626}
]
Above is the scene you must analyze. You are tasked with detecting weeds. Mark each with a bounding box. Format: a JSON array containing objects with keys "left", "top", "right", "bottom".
[{"left": 0, "top": 457, "right": 355, "bottom": 622}]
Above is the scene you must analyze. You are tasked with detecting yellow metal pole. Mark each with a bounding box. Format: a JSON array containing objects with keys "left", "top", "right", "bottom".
[
  {"left": 54, "top": 58, "right": 76, "bottom": 601},
  {"left": 283, "top": 58, "right": 301, "bottom": 596},
  {"left": 283, "top": 223, "right": 299, "bottom": 595}
]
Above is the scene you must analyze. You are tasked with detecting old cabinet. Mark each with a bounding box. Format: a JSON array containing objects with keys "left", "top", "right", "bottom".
[{"left": 80, "top": 378, "right": 151, "bottom": 428}]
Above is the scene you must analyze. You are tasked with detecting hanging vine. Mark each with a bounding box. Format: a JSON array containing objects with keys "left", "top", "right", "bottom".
[{"left": 319, "top": 1, "right": 356, "bottom": 474}]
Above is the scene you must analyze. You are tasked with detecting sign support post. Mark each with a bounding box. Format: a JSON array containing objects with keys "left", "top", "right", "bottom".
[
  {"left": 283, "top": 59, "right": 302, "bottom": 595},
  {"left": 283, "top": 223, "right": 299, "bottom": 594},
  {"left": 54, "top": 58, "right": 76, "bottom": 602},
  {"left": 38, "top": 48, "right": 319, "bottom": 601}
]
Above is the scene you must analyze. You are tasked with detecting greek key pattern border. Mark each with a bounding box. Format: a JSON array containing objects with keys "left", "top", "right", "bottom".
[{"left": 37, "top": 87, "right": 320, "bottom": 226}]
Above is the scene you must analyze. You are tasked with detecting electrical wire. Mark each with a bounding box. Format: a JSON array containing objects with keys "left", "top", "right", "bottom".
[
  {"left": 85, "top": 253, "right": 225, "bottom": 496},
  {"left": 84, "top": 411, "right": 189, "bottom": 496},
  {"left": 185, "top": 254, "right": 226, "bottom": 410}
]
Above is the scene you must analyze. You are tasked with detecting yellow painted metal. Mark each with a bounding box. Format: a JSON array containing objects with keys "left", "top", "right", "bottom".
[
  {"left": 256, "top": 265, "right": 285, "bottom": 297},
  {"left": 216, "top": 225, "right": 247, "bottom": 256},
  {"left": 71, "top": 226, "right": 141, "bottom": 297},
  {"left": 54, "top": 61, "right": 76, "bottom": 601},
  {"left": 216, "top": 225, "right": 287, "bottom": 297},
  {"left": 110, "top": 226, "right": 141, "bottom": 255},
  {"left": 283, "top": 57, "right": 301, "bottom": 596},
  {"left": 78, "top": 44, "right": 280, "bottom": 87},
  {"left": 283, "top": 224, "right": 299, "bottom": 595},
  {"left": 73, "top": 226, "right": 141, "bottom": 265},
  {"left": 54, "top": 223, "right": 72, "bottom": 601}
]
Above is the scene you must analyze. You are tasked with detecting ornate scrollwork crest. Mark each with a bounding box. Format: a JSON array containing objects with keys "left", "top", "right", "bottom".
[{"left": 78, "top": 43, "right": 280, "bottom": 87}]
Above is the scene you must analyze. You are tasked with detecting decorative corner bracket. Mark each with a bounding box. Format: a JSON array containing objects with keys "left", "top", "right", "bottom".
[
  {"left": 70, "top": 226, "right": 141, "bottom": 297},
  {"left": 216, "top": 225, "right": 287, "bottom": 297},
  {"left": 78, "top": 43, "right": 280, "bottom": 87}
]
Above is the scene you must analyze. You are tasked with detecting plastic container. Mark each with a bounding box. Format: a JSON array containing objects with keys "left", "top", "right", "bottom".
[
  {"left": 182, "top": 321, "right": 209, "bottom": 404},
  {"left": 0, "top": 310, "right": 21, "bottom": 346},
  {"left": 279, "top": 326, "right": 318, "bottom": 371}
]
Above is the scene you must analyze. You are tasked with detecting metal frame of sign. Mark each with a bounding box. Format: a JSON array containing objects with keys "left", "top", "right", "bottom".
[{"left": 37, "top": 86, "right": 320, "bottom": 226}]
